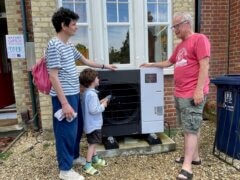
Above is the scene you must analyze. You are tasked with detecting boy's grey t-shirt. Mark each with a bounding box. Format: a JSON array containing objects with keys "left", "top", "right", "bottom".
[
  {"left": 82, "top": 88, "right": 105, "bottom": 134},
  {"left": 46, "top": 37, "right": 82, "bottom": 96}
]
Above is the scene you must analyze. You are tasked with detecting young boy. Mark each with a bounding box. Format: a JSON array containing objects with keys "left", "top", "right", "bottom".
[{"left": 80, "top": 68, "right": 108, "bottom": 175}]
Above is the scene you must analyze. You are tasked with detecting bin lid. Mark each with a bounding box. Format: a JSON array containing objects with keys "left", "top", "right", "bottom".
[{"left": 211, "top": 75, "right": 240, "bottom": 85}]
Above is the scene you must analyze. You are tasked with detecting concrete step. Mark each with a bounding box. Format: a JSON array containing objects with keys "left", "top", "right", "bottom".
[
  {"left": 0, "top": 108, "right": 16, "bottom": 113},
  {"left": 96, "top": 133, "right": 176, "bottom": 158},
  {"left": 0, "top": 124, "right": 23, "bottom": 133},
  {"left": 0, "top": 112, "right": 18, "bottom": 127}
]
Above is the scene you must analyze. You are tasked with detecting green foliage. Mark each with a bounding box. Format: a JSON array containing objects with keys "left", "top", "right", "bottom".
[
  {"left": 43, "top": 143, "right": 51, "bottom": 150},
  {"left": 109, "top": 31, "right": 130, "bottom": 64},
  {"left": 0, "top": 151, "right": 12, "bottom": 160}
]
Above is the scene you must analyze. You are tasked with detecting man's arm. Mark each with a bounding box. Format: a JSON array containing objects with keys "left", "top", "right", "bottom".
[
  {"left": 140, "top": 60, "right": 173, "bottom": 68},
  {"left": 193, "top": 57, "right": 209, "bottom": 105},
  {"left": 80, "top": 56, "right": 117, "bottom": 70},
  {"left": 49, "top": 68, "right": 75, "bottom": 119}
]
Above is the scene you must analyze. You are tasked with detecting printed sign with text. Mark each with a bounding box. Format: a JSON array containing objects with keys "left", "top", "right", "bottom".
[{"left": 6, "top": 35, "right": 25, "bottom": 59}]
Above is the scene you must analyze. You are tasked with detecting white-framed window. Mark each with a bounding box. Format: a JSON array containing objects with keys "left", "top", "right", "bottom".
[
  {"left": 58, "top": 0, "right": 173, "bottom": 73},
  {"left": 103, "top": 0, "right": 133, "bottom": 67},
  {"left": 59, "top": 0, "right": 92, "bottom": 66},
  {"left": 144, "top": 0, "right": 173, "bottom": 73}
]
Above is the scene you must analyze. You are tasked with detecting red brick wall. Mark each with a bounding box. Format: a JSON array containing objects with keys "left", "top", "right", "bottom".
[
  {"left": 229, "top": 0, "right": 240, "bottom": 74},
  {"left": 200, "top": 0, "right": 229, "bottom": 100},
  {"left": 164, "top": 75, "right": 176, "bottom": 128},
  {"left": 25, "top": 0, "right": 34, "bottom": 41},
  {"left": 164, "top": 76, "right": 176, "bottom": 128}
]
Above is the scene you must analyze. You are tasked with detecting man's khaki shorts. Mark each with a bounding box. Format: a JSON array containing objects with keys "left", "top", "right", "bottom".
[{"left": 175, "top": 96, "right": 207, "bottom": 134}]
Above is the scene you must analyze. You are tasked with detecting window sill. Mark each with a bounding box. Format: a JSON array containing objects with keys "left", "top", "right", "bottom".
[{"left": 77, "top": 65, "right": 174, "bottom": 76}]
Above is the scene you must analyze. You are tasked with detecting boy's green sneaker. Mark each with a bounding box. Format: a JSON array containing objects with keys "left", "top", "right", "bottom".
[
  {"left": 83, "top": 164, "right": 99, "bottom": 176},
  {"left": 92, "top": 158, "right": 108, "bottom": 168}
]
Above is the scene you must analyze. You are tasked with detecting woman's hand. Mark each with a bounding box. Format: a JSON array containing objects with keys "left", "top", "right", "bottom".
[{"left": 104, "top": 64, "right": 117, "bottom": 71}]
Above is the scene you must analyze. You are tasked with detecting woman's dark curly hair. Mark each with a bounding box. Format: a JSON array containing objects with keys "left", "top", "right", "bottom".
[
  {"left": 52, "top": 7, "right": 79, "bottom": 33},
  {"left": 80, "top": 68, "right": 99, "bottom": 88}
]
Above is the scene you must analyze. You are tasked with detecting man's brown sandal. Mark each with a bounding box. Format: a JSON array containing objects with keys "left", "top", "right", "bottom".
[
  {"left": 175, "top": 156, "right": 201, "bottom": 165},
  {"left": 176, "top": 169, "right": 193, "bottom": 180}
]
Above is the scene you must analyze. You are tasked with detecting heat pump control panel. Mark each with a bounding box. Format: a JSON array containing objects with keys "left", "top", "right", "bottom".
[{"left": 140, "top": 67, "right": 164, "bottom": 134}]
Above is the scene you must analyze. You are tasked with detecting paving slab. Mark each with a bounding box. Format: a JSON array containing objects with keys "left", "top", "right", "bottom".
[{"left": 96, "top": 133, "right": 176, "bottom": 157}]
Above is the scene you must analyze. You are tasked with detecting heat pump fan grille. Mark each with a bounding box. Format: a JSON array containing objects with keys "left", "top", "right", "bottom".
[{"left": 98, "top": 83, "right": 140, "bottom": 125}]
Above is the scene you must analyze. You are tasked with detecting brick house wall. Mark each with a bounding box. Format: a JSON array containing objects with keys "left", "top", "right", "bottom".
[
  {"left": 5, "top": 0, "right": 33, "bottom": 123},
  {"left": 201, "top": 0, "right": 240, "bottom": 101},
  {"left": 30, "top": 0, "right": 57, "bottom": 134},
  {"left": 229, "top": 0, "right": 240, "bottom": 74},
  {"left": 200, "top": 0, "right": 229, "bottom": 100}
]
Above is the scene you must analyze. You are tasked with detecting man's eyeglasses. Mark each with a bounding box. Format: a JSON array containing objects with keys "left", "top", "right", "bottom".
[{"left": 171, "top": 20, "right": 188, "bottom": 30}]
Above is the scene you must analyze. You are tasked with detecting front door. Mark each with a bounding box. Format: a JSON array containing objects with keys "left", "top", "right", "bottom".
[{"left": 0, "top": 17, "right": 15, "bottom": 108}]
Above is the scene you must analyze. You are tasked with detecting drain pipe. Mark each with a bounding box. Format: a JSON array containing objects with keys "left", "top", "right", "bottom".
[
  {"left": 227, "top": 0, "right": 230, "bottom": 74},
  {"left": 20, "top": 0, "right": 39, "bottom": 130},
  {"left": 195, "top": 0, "right": 201, "bottom": 33}
]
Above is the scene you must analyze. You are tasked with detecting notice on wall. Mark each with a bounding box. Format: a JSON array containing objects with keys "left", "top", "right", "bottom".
[{"left": 6, "top": 35, "right": 25, "bottom": 59}]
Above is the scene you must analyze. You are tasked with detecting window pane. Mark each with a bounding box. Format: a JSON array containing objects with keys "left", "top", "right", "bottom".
[
  {"left": 158, "top": 0, "right": 167, "bottom": 2},
  {"left": 147, "top": 4, "right": 157, "bottom": 22},
  {"left": 62, "top": 3, "right": 74, "bottom": 12},
  {"left": 108, "top": 26, "right": 130, "bottom": 64},
  {"left": 75, "top": 3, "right": 87, "bottom": 23},
  {"left": 76, "top": 0, "right": 85, "bottom": 1},
  {"left": 119, "top": 4, "right": 129, "bottom": 22},
  {"left": 158, "top": 4, "right": 168, "bottom": 22},
  {"left": 70, "top": 27, "right": 89, "bottom": 66},
  {"left": 119, "top": 0, "right": 128, "bottom": 2},
  {"left": 63, "top": 0, "right": 73, "bottom": 2},
  {"left": 148, "top": 0, "right": 157, "bottom": 2},
  {"left": 148, "top": 26, "right": 168, "bottom": 62},
  {"left": 107, "top": 0, "right": 116, "bottom": 2},
  {"left": 107, "top": 3, "right": 117, "bottom": 22}
]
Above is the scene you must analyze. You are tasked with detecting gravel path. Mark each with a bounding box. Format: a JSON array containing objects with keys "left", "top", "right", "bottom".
[{"left": 0, "top": 120, "right": 239, "bottom": 180}]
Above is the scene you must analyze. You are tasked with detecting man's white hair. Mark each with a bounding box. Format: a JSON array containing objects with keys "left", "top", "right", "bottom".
[{"left": 173, "top": 12, "right": 193, "bottom": 26}]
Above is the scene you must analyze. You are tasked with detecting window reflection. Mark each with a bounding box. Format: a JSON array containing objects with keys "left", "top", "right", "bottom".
[
  {"left": 119, "top": 4, "right": 129, "bottom": 22},
  {"left": 108, "top": 26, "right": 130, "bottom": 64},
  {"left": 148, "top": 26, "right": 168, "bottom": 62},
  {"left": 107, "top": 0, "right": 129, "bottom": 22},
  {"left": 70, "top": 27, "right": 89, "bottom": 65},
  {"left": 62, "top": 2, "right": 74, "bottom": 12},
  {"left": 107, "top": 3, "right": 117, "bottom": 22},
  {"left": 62, "top": 0, "right": 87, "bottom": 23},
  {"left": 147, "top": 0, "right": 168, "bottom": 22},
  {"left": 63, "top": 0, "right": 89, "bottom": 66},
  {"left": 147, "top": 0, "right": 157, "bottom": 3},
  {"left": 106, "top": 0, "right": 130, "bottom": 64},
  {"left": 158, "top": 4, "right": 168, "bottom": 22},
  {"left": 75, "top": 2, "right": 87, "bottom": 23},
  {"left": 147, "top": 4, "right": 157, "bottom": 22}
]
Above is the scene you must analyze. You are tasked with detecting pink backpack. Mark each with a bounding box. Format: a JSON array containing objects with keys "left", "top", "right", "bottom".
[{"left": 32, "top": 56, "right": 52, "bottom": 94}]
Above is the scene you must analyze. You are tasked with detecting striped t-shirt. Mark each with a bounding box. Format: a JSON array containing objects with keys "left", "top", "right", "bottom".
[{"left": 46, "top": 37, "right": 82, "bottom": 96}]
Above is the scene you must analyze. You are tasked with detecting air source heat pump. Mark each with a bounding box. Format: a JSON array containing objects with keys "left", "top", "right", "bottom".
[{"left": 97, "top": 68, "right": 164, "bottom": 143}]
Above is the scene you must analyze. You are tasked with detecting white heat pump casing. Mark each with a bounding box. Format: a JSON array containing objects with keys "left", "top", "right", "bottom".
[{"left": 140, "top": 67, "right": 164, "bottom": 134}]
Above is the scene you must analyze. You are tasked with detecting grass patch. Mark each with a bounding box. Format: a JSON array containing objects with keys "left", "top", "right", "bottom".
[
  {"left": 43, "top": 143, "right": 51, "bottom": 150},
  {"left": 164, "top": 128, "right": 179, "bottom": 138},
  {"left": 0, "top": 151, "right": 12, "bottom": 160}
]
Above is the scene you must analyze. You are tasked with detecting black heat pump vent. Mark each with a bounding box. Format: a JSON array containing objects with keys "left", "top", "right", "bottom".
[{"left": 97, "top": 69, "right": 141, "bottom": 137}]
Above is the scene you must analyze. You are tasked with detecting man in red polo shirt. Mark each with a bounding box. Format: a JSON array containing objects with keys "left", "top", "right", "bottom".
[{"left": 141, "top": 12, "right": 210, "bottom": 180}]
